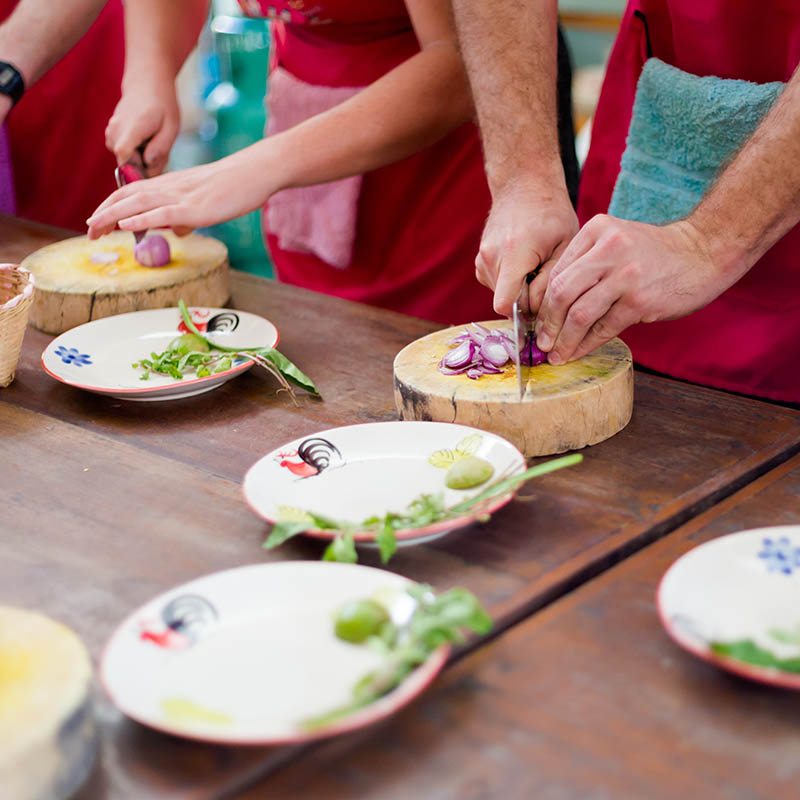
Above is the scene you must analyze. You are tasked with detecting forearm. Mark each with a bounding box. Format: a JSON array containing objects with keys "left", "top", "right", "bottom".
[
  {"left": 0, "top": 0, "right": 106, "bottom": 86},
  {"left": 452, "top": 0, "right": 565, "bottom": 195},
  {"left": 689, "top": 64, "right": 800, "bottom": 281},
  {"left": 121, "top": 0, "right": 208, "bottom": 92},
  {"left": 245, "top": 43, "right": 472, "bottom": 193}
]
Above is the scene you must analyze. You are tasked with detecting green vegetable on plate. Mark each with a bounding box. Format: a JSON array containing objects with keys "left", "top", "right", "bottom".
[
  {"left": 302, "top": 583, "right": 492, "bottom": 730},
  {"left": 445, "top": 455, "right": 494, "bottom": 490},
  {"left": 265, "top": 452, "right": 583, "bottom": 565},
  {"left": 132, "top": 299, "right": 320, "bottom": 403}
]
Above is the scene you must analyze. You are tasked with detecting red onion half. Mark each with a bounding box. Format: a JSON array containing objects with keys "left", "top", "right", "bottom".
[
  {"left": 438, "top": 324, "right": 547, "bottom": 379},
  {"left": 134, "top": 234, "right": 172, "bottom": 267}
]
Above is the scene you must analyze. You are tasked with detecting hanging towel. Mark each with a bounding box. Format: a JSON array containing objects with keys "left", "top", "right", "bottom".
[
  {"left": 265, "top": 67, "right": 363, "bottom": 269},
  {"left": 0, "top": 125, "right": 15, "bottom": 215},
  {"left": 609, "top": 58, "right": 785, "bottom": 224}
]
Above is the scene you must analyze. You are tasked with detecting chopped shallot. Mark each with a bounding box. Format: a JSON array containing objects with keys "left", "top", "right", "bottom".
[{"left": 437, "top": 323, "right": 548, "bottom": 379}]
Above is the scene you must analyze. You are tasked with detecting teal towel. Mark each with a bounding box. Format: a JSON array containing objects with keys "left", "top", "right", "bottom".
[{"left": 608, "top": 58, "right": 785, "bottom": 225}]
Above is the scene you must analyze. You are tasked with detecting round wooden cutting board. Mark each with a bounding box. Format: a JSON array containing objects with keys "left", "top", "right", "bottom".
[
  {"left": 22, "top": 230, "right": 229, "bottom": 334},
  {"left": 0, "top": 607, "right": 96, "bottom": 800},
  {"left": 394, "top": 321, "right": 634, "bottom": 457}
]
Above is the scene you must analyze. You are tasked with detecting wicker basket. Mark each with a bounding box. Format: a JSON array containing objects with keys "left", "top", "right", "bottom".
[{"left": 0, "top": 263, "right": 34, "bottom": 387}]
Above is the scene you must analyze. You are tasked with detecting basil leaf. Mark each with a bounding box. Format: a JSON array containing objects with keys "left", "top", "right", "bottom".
[
  {"left": 263, "top": 521, "right": 309, "bottom": 549},
  {"left": 711, "top": 639, "right": 800, "bottom": 673},
  {"left": 323, "top": 531, "right": 358, "bottom": 563},
  {"left": 377, "top": 518, "right": 397, "bottom": 564}
]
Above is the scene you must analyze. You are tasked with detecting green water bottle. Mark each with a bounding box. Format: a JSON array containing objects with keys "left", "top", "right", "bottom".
[{"left": 204, "top": 14, "right": 273, "bottom": 277}]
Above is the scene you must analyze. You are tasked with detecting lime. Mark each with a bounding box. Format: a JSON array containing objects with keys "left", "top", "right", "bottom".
[
  {"left": 445, "top": 455, "right": 494, "bottom": 490},
  {"left": 169, "top": 333, "right": 210, "bottom": 355},
  {"left": 334, "top": 599, "right": 390, "bottom": 643}
]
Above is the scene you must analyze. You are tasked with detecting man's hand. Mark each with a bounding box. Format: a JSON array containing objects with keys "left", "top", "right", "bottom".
[
  {"left": 534, "top": 215, "right": 741, "bottom": 364},
  {"left": 105, "top": 77, "right": 180, "bottom": 177},
  {"left": 475, "top": 184, "right": 578, "bottom": 317}
]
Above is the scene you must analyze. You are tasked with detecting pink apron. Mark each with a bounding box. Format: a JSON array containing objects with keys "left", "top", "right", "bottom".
[{"left": 239, "top": 0, "right": 496, "bottom": 325}]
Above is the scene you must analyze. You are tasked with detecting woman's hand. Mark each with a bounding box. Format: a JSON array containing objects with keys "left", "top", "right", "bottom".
[
  {"left": 105, "top": 75, "right": 180, "bottom": 177},
  {"left": 86, "top": 146, "right": 277, "bottom": 238}
]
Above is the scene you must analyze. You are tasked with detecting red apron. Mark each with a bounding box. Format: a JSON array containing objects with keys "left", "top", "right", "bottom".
[
  {"left": 1, "top": 0, "right": 123, "bottom": 232},
  {"left": 578, "top": 0, "right": 800, "bottom": 403},
  {"left": 239, "top": 0, "right": 495, "bottom": 325}
]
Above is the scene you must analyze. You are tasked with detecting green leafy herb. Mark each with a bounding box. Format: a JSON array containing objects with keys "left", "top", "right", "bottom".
[
  {"left": 263, "top": 453, "right": 583, "bottom": 564},
  {"left": 710, "top": 639, "right": 800, "bottom": 673},
  {"left": 301, "top": 583, "right": 491, "bottom": 731},
  {"left": 131, "top": 299, "right": 320, "bottom": 403}
]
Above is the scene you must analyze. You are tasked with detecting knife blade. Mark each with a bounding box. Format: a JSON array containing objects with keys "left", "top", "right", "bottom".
[{"left": 512, "top": 270, "right": 538, "bottom": 401}]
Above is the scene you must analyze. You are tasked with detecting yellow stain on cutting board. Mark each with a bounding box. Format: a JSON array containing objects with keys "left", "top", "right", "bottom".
[
  {"left": 0, "top": 647, "right": 36, "bottom": 714},
  {"left": 161, "top": 697, "right": 233, "bottom": 726},
  {"left": 75, "top": 245, "right": 183, "bottom": 277}
]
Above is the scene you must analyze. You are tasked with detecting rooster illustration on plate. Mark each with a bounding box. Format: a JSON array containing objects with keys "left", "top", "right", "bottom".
[
  {"left": 275, "top": 437, "right": 344, "bottom": 479},
  {"left": 138, "top": 594, "right": 218, "bottom": 650}
]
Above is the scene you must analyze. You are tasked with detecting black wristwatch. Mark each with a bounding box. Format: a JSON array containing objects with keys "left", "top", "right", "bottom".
[{"left": 0, "top": 61, "right": 24, "bottom": 107}]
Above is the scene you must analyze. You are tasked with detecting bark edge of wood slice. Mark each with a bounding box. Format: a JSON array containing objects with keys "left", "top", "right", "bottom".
[
  {"left": 394, "top": 321, "right": 634, "bottom": 456},
  {"left": 22, "top": 231, "right": 229, "bottom": 334}
]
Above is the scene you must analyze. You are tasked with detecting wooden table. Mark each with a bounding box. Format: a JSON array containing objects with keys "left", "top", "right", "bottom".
[
  {"left": 2, "top": 213, "right": 800, "bottom": 798},
  {"left": 256, "top": 454, "right": 800, "bottom": 799}
]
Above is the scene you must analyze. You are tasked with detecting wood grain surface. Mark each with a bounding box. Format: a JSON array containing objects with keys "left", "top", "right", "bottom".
[
  {"left": 240, "top": 454, "right": 800, "bottom": 800},
  {"left": 2, "top": 213, "right": 800, "bottom": 799}
]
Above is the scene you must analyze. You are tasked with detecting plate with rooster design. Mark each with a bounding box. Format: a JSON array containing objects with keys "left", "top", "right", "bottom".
[
  {"left": 41, "top": 306, "right": 278, "bottom": 400},
  {"left": 100, "top": 561, "right": 449, "bottom": 744},
  {"left": 243, "top": 421, "right": 527, "bottom": 545}
]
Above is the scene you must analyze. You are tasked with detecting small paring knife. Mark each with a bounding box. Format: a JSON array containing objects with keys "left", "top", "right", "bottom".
[{"left": 113, "top": 143, "right": 149, "bottom": 243}]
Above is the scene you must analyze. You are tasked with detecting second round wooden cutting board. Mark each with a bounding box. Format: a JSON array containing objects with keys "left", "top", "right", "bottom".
[
  {"left": 22, "top": 231, "right": 229, "bottom": 334},
  {"left": 394, "top": 321, "right": 634, "bottom": 457}
]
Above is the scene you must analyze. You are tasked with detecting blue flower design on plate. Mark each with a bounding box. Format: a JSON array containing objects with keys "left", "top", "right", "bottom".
[
  {"left": 54, "top": 345, "right": 92, "bottom": 367},
  {"left": 758, "top": 537, "right": 800, "bottom": 575}
]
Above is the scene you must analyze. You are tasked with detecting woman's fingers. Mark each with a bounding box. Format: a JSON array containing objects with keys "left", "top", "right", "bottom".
[{"left": 118, "top": 206, "right": 184, "bottom": 232}]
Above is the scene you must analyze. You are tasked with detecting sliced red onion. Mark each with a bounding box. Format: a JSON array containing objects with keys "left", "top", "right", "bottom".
[
  {"left": 439, "top": 322, "right": 550, "bottom": 379},
  {"left": 521, "top": 337, "right": 548, "bottom": 366},
  {"left": 134, "top": 234, "right": 171, "bottom": 267},
  {"left": 442, "top": 339, "right": 474, "bottom": 369},
  {"left": 480, "top": 337, "right": 509, "bottom": 367},
  {"left": 90, "top": 251, "right": 120, "bottom": 265}
]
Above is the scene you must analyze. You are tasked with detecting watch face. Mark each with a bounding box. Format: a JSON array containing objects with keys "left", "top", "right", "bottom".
[{"left": 0, "top": 65, "right": 14, "bottom": 89}]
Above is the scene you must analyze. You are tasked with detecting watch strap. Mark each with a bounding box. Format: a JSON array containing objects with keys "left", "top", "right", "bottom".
[{"left": 0, "top": 62, "right": 24, "bottom": 106}]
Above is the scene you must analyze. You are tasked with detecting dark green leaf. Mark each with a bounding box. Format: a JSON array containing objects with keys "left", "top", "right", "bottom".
[
  {"left": 263, "top": 521, "right": 309, "bottom": 549},
  {"left": 711, "top": 639, "right": 800, "bottom": 673},
  {"left": 323, "top": 531, "right": 358, "bottom": 563},
  {"left": 262, "top": 349, "right": 320, "bottom": 396},
  {"left": 376, "top": 518, "right": 397, "bottom": 564}
]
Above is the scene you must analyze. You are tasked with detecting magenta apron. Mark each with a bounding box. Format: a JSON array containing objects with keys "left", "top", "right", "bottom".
[
  {"left": 578, "top": 0, "right": 800, "bottom": 403},
  {"left": 0, "top": 124, "right": 15, "bottom": 214}
]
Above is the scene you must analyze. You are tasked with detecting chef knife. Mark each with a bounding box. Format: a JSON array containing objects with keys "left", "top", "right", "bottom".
[{"left": 512, "top": 270, "right": 538, "bottom": 401}]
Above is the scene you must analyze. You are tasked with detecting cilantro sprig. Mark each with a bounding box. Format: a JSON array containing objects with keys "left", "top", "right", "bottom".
[
  {"left": 301, "top": 582, "right": 492, "bottom": 731},
  {"left": 132, "top": 300, "right": 319, "bottom": 402},
  {"left": 264, "top": 453, "right": 583, "bottom": 563}
]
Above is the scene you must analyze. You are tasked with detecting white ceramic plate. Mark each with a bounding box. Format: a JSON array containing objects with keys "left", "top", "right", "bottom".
[
  {"left": 41, "top": 306, "right": 278, "bottom": 401},
  {"left": 100, "top": 561, "right": 448, "bottom": 744},
  {"left": 658, "top": 526, "right": 800, "bottom": 689},
  {"left": 243, "top": 421, "right": 527, "bottom": 545}
]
